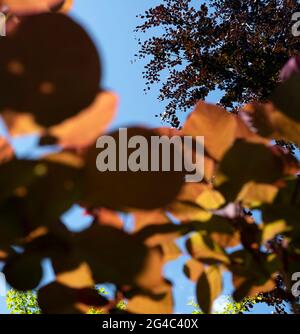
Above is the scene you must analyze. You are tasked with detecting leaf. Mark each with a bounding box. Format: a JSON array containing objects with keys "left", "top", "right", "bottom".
[
  {"left": 3, "top": 0, "right": 64, "bottom": 15},
  {"left": 236, "top": 182, "right": 279, "bottom": 207},
  {"left": 262, "top": 204, "right": 300, "bottom": 235},
  {"left": 134, "top": 222, "right": 196, "bottom": 246},
  {"left": 3, "top": 252, "right": 43, "bottom": 291},
  {"left": 216, "top": 141, "right": 286, "bottom": 202},
  {"left": 229, "top": 250, "right": 277, "bottom": 301},
  {"left": 74, "top": 225, "right": 149, "bottom": 286},
  {"left": 0, "top": 137, "right": 14, "bottom": 165},
  {"left": 0, "top": 13, "right": 100, "bottom": 128},
  {"left": 161, "top": 241, "right": 182, "bottom": 263},
  {"left": 56, "top": 262, "right": 94, "bottom": 289},
  {"left": 270, "top": 73, "right": 300, "bottom": 123},
  {"left": 183, "top": 259, "right": 205, "bottom": 282},
  {"left": 183, "top": 101, "right": 237, "bottom": 160},
  {"left": 176, "top": 182, "right": 209, "bottom": 203},
  {"left": 127, "top": 281, "right": 173, "bottom": 314},
  {"left": 167, "top": 201, "right": 212, "bottom": 222},
  {"left": 47, "top": 91, "right": 118, "bottom": 150},
  {"left": 132, "top": 209, "right": 170, "bottom": 232},
  {"left": 205, "top": 216, "right": 241, "bottom": 248},
  {"left": 243, "top": 102, "right": 300, "bottom": 147},
  {"left": 96, "top": 208, "right": 124, "bottom": 229},
  {"left": 82, "top": 127, "right": 186, "bottom": 210},
  {"left": 196, "top": 265, "right": 222, "bottom": 313},
  {"left": 38, "top": 282, "right": 108, "bottom": 314},
  {"left": 135, "top": 248, "right": 165, "bottom": 290},
  {"left": 262, "top": 220, "right": 289, "bottom": 242},
  {"left": 19, "top": 160, "right": 83, "bottom": 227},
  {"left": 195, "top": 189, "right": 225, "bottom": 210},
  {"left": 233, "top": 275, "right": 275, "bottom": 302},
  {"left": 186, "top": 232, "right": 230, "bottom": 265},
  {"left": 210, "top": 230, "right": 241, "bottom": 249},
  {"left": 51, "top": 0, "right": 73, "bottom": 13}
]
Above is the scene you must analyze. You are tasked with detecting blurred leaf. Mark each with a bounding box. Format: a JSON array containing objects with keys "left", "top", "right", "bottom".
[
  {"left": 48, "top": 91, "right": 118, "bottom": 150},
  {"left": 161, "top": 241, "right": 181, "bottom": 263},
  {"left": 3, "top": 252, "right": 43, "bottom": 290},
  {"left": 196, "top": 265, "right": 222, "bottom": 314},
  {"left": 183, "top": 102, "right": 237, "bottom": 160},
  {"left": 3, "top": 0, "right": 64, "bottom": 15},
  {"left": 96, "top": 208, "right": 123, "bottom": 229},
  {"left": 0, "top": 13, "right": 100, "bottom": 128},
  {"left": 135, "top": 248, "right": 165, "bottom": 291},
  {"left": 82, "top": 127, "right": 185, "bottom": 210},
  {"left": 127, "top": 280, "right": 173, "bottom": 314},
  {"left": 186, "top": 232, "right": 230, "bottom": 265},
  {"left": 167, "top": 201, "right": 212, "bottom": 222},
  {"left": 196, "top": 189, "right": 225, "bottom": 210},
  {"left": 237, "top": 182, "right": 278, "bottom": 207},
  {"left": 216, "top": 141, "right": 286, "bottom": 202},
  {"left": 38, "top": 282, "right": 108, "bottom": 314},
  {"left": 183, "top": 259, "right": 205, "bottom": 282},
  {"left": 270, "top": 74, "right": 300, "bottom": 123},
  {"left": 243, "top": 102, "right": 300, "bottom": 147},
  {"left": 74, "top": 225, "right": 148, "bottom": 286},
  {"left": 233, "top": 275, "right": 275, "bottom": 302},
  {"left": 132, "top": 209, "right": 170, "bottom": 232},
  {"left": 262, "top": 220, "right": 289, "bottom": 242}
]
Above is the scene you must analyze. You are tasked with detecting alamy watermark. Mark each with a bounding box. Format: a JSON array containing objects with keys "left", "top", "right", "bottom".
[
  {"left": 0, "top": 12, "right": 6, "bottom": 37},
  {"left": 0, "top": 272, "right": 6, "bottom": 297},
  {"left": 95, "top": 128, "right": 205, "bottom": 183},
  {"left": 292, "top": 12, "right": 300, "bottom": 37},
  {"left": 291, "top": 272, "right": 300, "bottom": 298}
]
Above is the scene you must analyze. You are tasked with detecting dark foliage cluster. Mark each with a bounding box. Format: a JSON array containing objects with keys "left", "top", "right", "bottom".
[{"left": 136, "top": 0, "right": 300, "bottom": 127}]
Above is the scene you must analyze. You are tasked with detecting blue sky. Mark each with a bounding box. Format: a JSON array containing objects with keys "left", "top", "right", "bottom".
[{"left": 0, "top": 0, "right": 276, "bottom": 314}]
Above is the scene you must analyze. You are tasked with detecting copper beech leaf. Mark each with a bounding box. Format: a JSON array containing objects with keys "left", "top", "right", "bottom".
[
  {"left": 54, "top": 224, "right": 150, "bottom": 284},
  {"left": 47, "top": 91, "right": 118, "bottom": 150},
  {"left": 82, "top": 127, "right": 186, "bottom": 211},
  {"left": 127, "top": 280, "right": 173, "bottom": 314},
  {"left": 183, "top": 102, "right": 237, "bottom": 161},
  {"left": 270, "top": 74, "right": 300, "bottom": 123},
  {"left": 0, "top": 13, "right": 100, "bottom": 127},
  {"left": 233, "top": 275, "right": 276, "bottom": 302},
  {"left": 215, "top": 141, "right": 294, "bottom": 202},
  {"left": 183, "top": 101, "right": 265, "bottom": 161},
  {"left": 195, "top": 189, "right": 225, "bottom": 210},
  {"left": 243, "top": 102, "right": 300, "bottom": 147},
  {"left": 3, "top": 252, "right": 43, "bottom": 290},
  {"left": 161, "top": 241, "right": 182, "bottom": 263},
  {"left": 229, "top": 250, "right": 277, "bottom": 301},
  {"left": 196, "top": 265, "right": 222, "bottom": 314},
  {"left": 167, "top": 201, "right": 212, "bottom": 222},
  {"left": 3, "top": 0, "right": 64, "bottom": 15},
  {"left": 38, "top": 282, "right": 108, "bottom": 314},
  {"left": 183, "top": 258, "right": 205, "bottom": 282},
  {"left": 186, "top": 232, "right": 230, "bottom": 265},
  {"left": 132, "top": 209, "right": 170, "bottom": 232},
  {"left": 236, "top": 182, "right": 279, "bottom": 208}
]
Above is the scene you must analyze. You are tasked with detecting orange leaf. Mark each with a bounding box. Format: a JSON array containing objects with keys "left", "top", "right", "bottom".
[
  {"left": 183, "top": 101, "right": 237, "bottom": 160},
  {"left": 49, "top": 91, "right": 118, "bottom": 150},
  {"left": 3, "top": 0, "right": 63, "bottom": 15}
]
